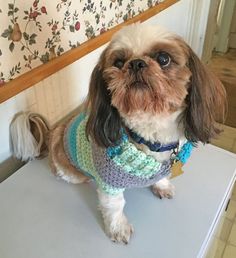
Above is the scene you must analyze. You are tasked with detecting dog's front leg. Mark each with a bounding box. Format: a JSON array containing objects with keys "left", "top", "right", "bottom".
[
  {"left": 152, "top": 177, "right": 175, "bottom": 199},
  {"left": 97, "top": 190, "right": 133, "bottom": 244}
]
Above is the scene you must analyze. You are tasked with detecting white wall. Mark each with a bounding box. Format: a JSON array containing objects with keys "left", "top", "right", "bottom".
[{"left": 0, "top": 0, "right": 211, "bottom": 164}]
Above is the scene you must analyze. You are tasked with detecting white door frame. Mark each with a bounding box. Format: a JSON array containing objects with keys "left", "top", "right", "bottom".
[
  {"left": 216, "top": 0, "right": 236, "bottom": 52},
  {"left": 185, "top": 0, "right": 212, "bottom": 60},
  {"left": 201, "top": 0, "right": 222, "bottom": 63}
]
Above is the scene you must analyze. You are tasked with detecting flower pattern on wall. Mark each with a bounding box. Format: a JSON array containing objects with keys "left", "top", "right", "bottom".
[{"left": 0, "top": 0, "right": 164, "bottom": 85}]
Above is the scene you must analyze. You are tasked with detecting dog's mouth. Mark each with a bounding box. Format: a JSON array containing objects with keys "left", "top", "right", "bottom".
[{"left": 129, "top": 80, "right": 148, "bottom": 89}]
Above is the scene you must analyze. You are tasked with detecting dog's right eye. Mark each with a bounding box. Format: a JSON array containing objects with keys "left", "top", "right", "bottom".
[
  {"left": 156, "top": 52, "right": 171, "bottom": 68},
  {"left": 113, "top": 59, "right": 125, "bottom": 69}
]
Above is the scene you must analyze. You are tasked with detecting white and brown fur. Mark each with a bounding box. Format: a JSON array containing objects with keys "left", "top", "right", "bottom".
[{"left": 10, "top": 23, "right": 226, "bottom": 244}]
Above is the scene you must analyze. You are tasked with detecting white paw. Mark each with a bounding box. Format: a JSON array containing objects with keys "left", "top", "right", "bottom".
[
  {"left": 105, "top": 216, "right": 134, "bottom": 244},
  {"left": 152, "top": 178, "right": 175, "bottom": 199}
]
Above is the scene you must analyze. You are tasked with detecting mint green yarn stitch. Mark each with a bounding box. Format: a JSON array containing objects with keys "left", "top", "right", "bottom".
[
  {"left": 76, "top": 118, "right": 95, "bottom": 173},
  {"left": 112, "top": 141, "right": 161, "bottom": 178}
]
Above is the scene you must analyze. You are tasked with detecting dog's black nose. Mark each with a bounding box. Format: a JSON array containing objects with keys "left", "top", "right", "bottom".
[{"left": 128, "top": 59, "right": 147, "bottom": 72}]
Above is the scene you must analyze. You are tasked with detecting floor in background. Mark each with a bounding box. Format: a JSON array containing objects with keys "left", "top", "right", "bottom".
[
  {"left": 207, "top": 49, "right": 236, "bottom": 257},
  {"left": 208, "top": 49, "right": 236, "bottom": 128},
  {"left": 207, "top": 125, "right": 236, "bottom": 258}
]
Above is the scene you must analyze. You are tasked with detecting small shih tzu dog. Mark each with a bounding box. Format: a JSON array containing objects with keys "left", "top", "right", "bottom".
[{"left": 10, "top": 23, "right": 226, "bottom": 244}]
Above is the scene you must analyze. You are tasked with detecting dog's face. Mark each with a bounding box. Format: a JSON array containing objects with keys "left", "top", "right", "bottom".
[
  {"left": 86, "top": 23, "right": 226, "bottom": 147},
  {"left": 103, "top": 25, "right": 191, "bottom": 115}
]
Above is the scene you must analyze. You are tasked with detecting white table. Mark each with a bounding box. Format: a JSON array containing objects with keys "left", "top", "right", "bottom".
[{"left": 0, "top": 144, "right": 236, "bottom": 258}]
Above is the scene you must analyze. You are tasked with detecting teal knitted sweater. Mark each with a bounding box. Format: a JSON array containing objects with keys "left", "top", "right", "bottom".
[{"left": 64, "top": 113, "right": 193, "bottom": 195}]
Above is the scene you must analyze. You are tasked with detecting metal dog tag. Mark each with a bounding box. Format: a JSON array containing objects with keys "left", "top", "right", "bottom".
[{"left": 170, "top": 161, "right": 184, "bottom": 178}]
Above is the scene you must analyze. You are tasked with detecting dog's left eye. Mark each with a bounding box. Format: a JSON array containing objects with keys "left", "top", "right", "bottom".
[
  {"left": 113, "top": 59, "right": 125, "bottom": 69},
  {"left": 156, "top": 52, "right": 171, "bottom": 68}
]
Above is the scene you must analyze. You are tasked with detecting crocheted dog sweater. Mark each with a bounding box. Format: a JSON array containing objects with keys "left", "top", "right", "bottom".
[{"left": 63, "top": 113, "right": 174, "bottom": 195}]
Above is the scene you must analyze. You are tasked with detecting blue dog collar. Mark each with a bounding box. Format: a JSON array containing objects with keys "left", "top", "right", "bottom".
[{"left": 128, "top": 129, "right": 179, "bottom": 153}]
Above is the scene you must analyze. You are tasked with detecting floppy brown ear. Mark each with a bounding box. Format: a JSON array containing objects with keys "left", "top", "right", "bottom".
[
  {"left": 85, "top": 57, "right": 122, "bottom": 148},
  {"left": 184, "top": 48, "right": 227, "bottom": 143}
]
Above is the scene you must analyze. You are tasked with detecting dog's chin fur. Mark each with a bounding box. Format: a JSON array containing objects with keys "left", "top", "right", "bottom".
[{"left": 10, "top": 23, "right": 227, "bottom": 244}]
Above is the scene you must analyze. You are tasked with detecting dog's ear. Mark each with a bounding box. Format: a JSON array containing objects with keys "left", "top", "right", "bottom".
[
  {"left": 85, "top": 53, "right": 122, "bottom": 148},
  {"left": 184, "top": 48, "right": 227, "bottom": 143}
]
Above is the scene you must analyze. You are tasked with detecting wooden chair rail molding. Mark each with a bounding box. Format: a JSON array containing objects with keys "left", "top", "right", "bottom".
[{"left": 0, "top": 0, "right": 179, "bottom": 104}]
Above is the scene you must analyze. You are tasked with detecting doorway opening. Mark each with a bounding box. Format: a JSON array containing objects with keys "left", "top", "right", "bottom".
[{"left": 204, "top": 0, "right": 236, "bottom": 129}]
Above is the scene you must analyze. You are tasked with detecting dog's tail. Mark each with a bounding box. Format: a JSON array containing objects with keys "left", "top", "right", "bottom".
[{"left": 10, "top": 112, "right": 50, "bottom": 161}]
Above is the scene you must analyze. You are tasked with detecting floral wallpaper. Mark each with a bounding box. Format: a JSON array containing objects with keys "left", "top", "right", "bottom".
[{"left": 0, "top": 0, "right": 164, "bottom": 85}]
